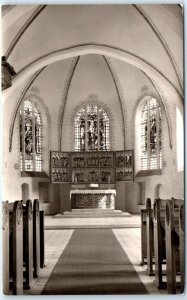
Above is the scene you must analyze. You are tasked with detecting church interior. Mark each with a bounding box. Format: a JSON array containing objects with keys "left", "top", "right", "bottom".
[{"left": 1, "top": 4, "right": 184, "bottom": 295}]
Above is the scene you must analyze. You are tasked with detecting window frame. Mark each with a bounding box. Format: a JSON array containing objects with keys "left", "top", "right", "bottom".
[
  {"left": 19, "top": 98, "right": 43, "bottom": 172},
  {"left": 140, "top": 97, "right": 162, "bottom": 171},
  {"left": 74, "top": 103, "right": 110, "bottom": 152}
]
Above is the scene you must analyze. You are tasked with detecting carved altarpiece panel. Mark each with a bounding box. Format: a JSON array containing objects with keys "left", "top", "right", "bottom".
[{"left": 51, "top": 150, "right": 134, "bottom": 183}]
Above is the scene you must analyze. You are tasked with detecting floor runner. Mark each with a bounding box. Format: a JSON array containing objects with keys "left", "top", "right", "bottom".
[{"left": 42, "top": 229, "right": 148, "bottom": 295}]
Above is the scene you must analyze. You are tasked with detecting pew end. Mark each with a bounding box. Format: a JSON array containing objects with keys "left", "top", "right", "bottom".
[{"left": 2, "top": 198, "right": 45, "bottom": 295}]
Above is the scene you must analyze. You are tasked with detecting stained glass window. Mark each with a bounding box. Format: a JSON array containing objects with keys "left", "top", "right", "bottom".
[
  {"left": 74, "top": 104, "right": 110, "bottom": 151},
  {"left": 20, "top": 99, "right": 42, "bottom": 171},
  {"left": 141, "top": 98, "right": 162, "bottom": 170}
]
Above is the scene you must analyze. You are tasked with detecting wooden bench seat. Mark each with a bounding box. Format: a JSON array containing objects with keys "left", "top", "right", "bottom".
[
  {"left": 33, "top": 199, "right": 45, "bottom": 277},
  {"left": 142, "top": 197, "right": 184, "bottom": 294},
  {"left": 165, "top": 199, "right": 184, "bottom": 294},
  {"left": 2, "top": 199, "right": 45, "bottom": 295},
  {"left": 141, "top": 209, "right": 147, "bottom": 265},
  {"left": 8, "top": 201, "right": 23, "bottom": 295},
  {"left": 153, "top": 198, "right": 183, "bottom": 293},
  {"left": 22, "top": 200, "right": 33, "bottom": 289}
]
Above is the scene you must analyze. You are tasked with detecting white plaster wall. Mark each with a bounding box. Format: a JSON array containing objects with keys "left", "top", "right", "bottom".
[
  {"left": 141, "top": 4, "right": 183, "bottom": 82},
  {"left": 131, "top": 97, "right": 184, "bottom": 210},
  {"left": 61, "top": 54, "right": 124, "bottom": 151},
  {"left": 108, "top": 58, "right": 159, "bottom": 149},
  {"left": 107, "top": 58, "right": 184, "bottom": 212},
  {"left": 26, "top": 58, "right": 74, "bottom": 151},
  {"left": 2, "top": 54, "right": 184, "bottom": 211},
  {"left": 2, "top": 7, "right": 36, "bottom": 55},
  {"left": 2, "top": 59, "right": 73, "bottom": 203}
]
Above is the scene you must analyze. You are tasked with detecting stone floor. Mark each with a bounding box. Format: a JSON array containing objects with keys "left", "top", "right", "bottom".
[
  {"left": 44, "top": 213, "right": 141, "bottom": 229},
  {"left": 24, "top": 215, "right": 170, "bottom": 295}
]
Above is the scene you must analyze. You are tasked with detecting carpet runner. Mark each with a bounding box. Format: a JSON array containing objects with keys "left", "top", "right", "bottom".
[{"left": 42, "top": 229, "right": 148, "bottom": 295}]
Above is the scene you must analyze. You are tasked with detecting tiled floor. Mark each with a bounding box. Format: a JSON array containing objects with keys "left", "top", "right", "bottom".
[{"left": 24, "top": 215, "right": 168, "bottom": 295}]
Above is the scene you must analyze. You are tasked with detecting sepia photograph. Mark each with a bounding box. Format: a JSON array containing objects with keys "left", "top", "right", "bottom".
[{"left": 1, "top": 2, "right": 184, "bottom": 296}]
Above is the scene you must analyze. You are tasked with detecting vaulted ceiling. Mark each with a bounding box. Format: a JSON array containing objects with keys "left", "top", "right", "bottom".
[{"left": 2, "top": 4, "right": 183, "bottom": 103}]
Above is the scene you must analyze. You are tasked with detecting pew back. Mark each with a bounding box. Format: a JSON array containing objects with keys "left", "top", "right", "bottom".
[
  {"left": 9, "top": 201, "right": 23, "bottom": 295},
  {"left": 141, "top": 209, "right": 147, "bottom": 265},
  {"left": 179, "top": 203, "right": 185, "bottom": 293},
  {"left": 146, "top": 198, "right": 154, "bottom": 275},
  {"left": 23, "top": 200, "right": 33, "bottom": 288},
  {"left": 165, "top": 198, "right": 184, "bottom": 294},
  {"left": 33, "top": 199, "right": 40, "bottom": 278},
  {"left": 2, "top": 201, "right": 9, "bottom": 295}
]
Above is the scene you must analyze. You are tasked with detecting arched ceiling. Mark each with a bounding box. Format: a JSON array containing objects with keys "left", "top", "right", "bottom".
[
  {"left": 2, "top": 4, "right": 183, "bottom": 97},
  {"left": 1, "top": 3, "right": 183, "bottom": 126}
]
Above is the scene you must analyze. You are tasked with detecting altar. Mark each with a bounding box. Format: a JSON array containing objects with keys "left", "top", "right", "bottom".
[{"left": 70, "top": 189, "right": 116, "bottom": 209}]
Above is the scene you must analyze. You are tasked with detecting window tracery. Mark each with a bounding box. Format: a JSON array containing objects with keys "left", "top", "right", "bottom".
[
  {"left": 19, "top": 99, "right": 42, "bottom": 171},
  {"left": 74, "top": 104, "right": 110, "bottom": 151},
  {"left": 141, "top": 97, "right": 162, "bottom": 170}
]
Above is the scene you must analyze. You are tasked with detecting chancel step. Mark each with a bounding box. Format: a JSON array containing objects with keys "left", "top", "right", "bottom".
[
  {"left": 71, "top": 208, "right": 119, "bottom": 213},
  {"left": 54, "top": 210, "right": 131, "bottom": 218}
]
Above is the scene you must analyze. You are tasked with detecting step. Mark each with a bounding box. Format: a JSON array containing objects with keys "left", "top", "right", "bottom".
[
  {"left": 60, "top": 214, "right": 131, "bottom": 218},
  {"left": 45, "top": 224, "right": 139, "bottom": 229},
  {"left": 64, "top": 210, "right": 123, "bottom": 215},
  {"left": 53, "top": 212, "right": 131, "bottom": 218},
  {"left": 71, "top": 208, "right": 115, "bottom": 213}
]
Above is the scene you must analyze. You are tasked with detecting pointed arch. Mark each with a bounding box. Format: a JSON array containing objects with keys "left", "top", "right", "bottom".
[
  {"left": 16, "top": 94, "right": 51, "bottom": 173},
  {"left": 68, "top": 95, "right": 114, "bottom": 151},
  {"left": 134, "top": 94, "right": 164, "bottom": 172}
]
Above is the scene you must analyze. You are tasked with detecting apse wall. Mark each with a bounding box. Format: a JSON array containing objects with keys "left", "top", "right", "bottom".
[
  {"left": 61, "top": 54, "right": 124, "bottom": 151},
  {"left": 2, "top": 54, "right": 184, "bottom": 213}
]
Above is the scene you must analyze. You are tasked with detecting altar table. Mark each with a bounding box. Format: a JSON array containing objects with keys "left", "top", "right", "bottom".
[{"left": 70, "top": 189, "right": 116, "bottom": 209}]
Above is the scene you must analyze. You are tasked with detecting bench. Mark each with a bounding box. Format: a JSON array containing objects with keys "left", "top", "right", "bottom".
[
  {"left": 2, "top": 201, "right": 10, "bottom": 295},
  {"left": 165, "top": 198, "right": 184, "bottom": 294},
  {"left": 146, "top": 198, "right": 154, "bottom": 276},
  {"left": 2, "top": 199, "right": 45, "bottom": 294},
  {"left": 141, "top": 208, "right": 147, "bottom": 265},
  {"left": 22, "top": 199, "right": 33, "bottom": 289},
  {"left": 8, "top": 201, "right": 23, "bottom": 295}
]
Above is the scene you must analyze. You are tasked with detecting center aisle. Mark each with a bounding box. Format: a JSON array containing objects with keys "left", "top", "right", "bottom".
[{"left": 42, "top": 229, "right": 148, "bottom": 295}]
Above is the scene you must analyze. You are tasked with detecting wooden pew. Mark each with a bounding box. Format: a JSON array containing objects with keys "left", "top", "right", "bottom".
[
  {"left": 2, "top": 201, "right": 9, "bottom": 295},
  {"left": 153, "top": 198, "right": 166, "bottom": 289},
  {"left": 165, "top": 198, "right": 183, "bottom": 294},
  {"left": 33, "top": 199, "right": 40, "bottom": 278},
  {"left": 8, "top": 201, "right": 23, "bottom": 295},
  {"left": 22, "top": 198, "right": 44, "bottom": 280},
  {"left": 153, "top": 198, "right": 183, "bottom": 292},
  {"left": 140, "top": 209, "right": 147, "bottom": 265},
  {"left": 22, "top": 200, "right": 33, "bottom": 289},
  {"left": 40, "top": 210, "right": 45, "bottom": 268},
  {"left": 3, "top": 199, "right": 45, "bottom": 294},
  {"left": 146, "top": 198, "right": 154, "bottom": 276},
  {"left": 179, "top": 203, "right": 185, "bottom": 293}
]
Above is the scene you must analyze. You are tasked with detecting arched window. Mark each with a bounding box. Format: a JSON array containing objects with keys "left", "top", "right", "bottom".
[
  {"left": 74, "top": 104, "right": 110, "bottom": 151},
  {"left": 141, "top": 97, "right": 162, "bottom": 170},
  {"left": 19, "top": 99, "right": 42, "bottom": 171}
]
